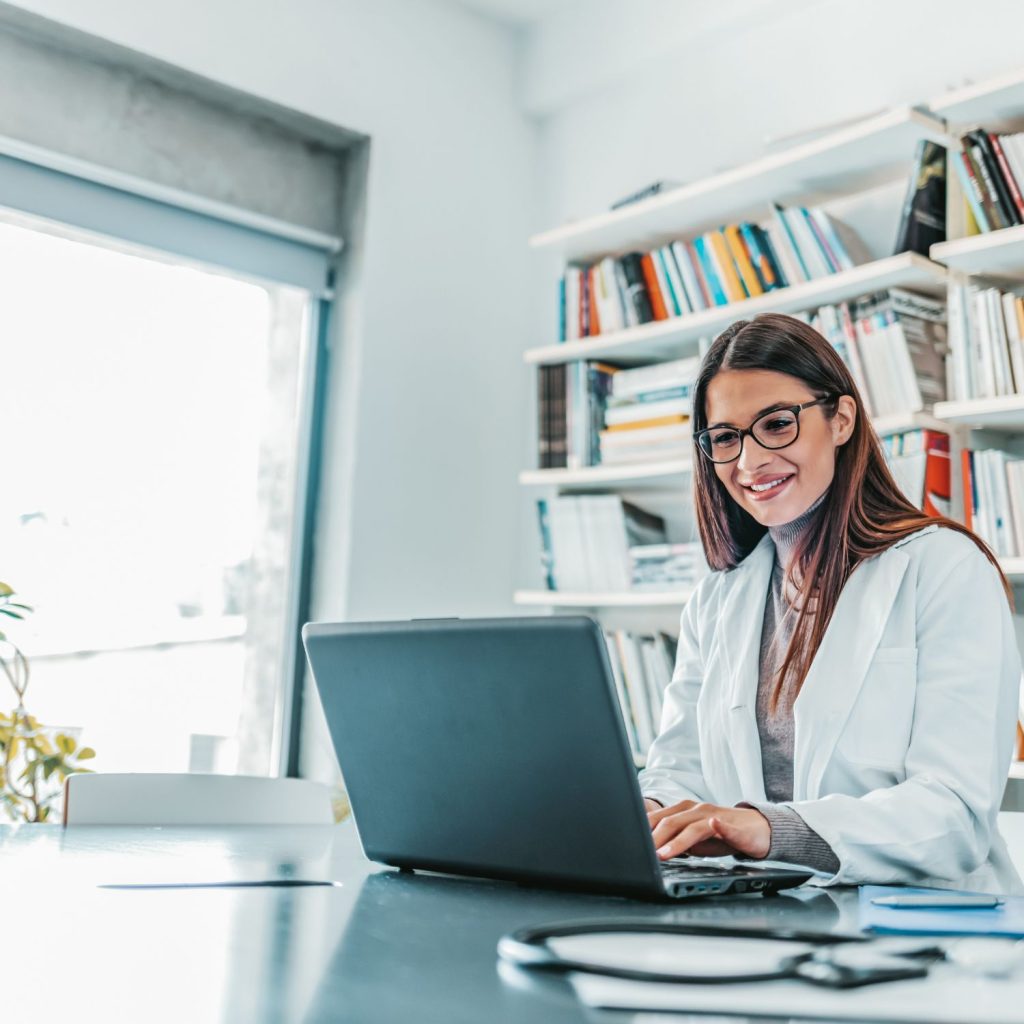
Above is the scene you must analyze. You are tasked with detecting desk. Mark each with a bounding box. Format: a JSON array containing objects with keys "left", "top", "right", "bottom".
[{"left": 0, "top": 822, "right": 990, "bottom": 1023}]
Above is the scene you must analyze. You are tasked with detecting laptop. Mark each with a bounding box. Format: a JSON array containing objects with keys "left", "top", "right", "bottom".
[{"left": 302, "top": 616, "right": 812, "bottom": 900}]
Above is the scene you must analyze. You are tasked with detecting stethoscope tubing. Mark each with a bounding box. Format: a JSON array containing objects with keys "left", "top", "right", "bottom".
[{"left": 498, "top": 918, "right": 865, "bottom": 986}]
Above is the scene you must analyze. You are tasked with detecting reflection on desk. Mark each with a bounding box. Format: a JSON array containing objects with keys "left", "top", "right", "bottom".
[{"left": 0, "top": 822, "right": 871, "bottom": 1024}]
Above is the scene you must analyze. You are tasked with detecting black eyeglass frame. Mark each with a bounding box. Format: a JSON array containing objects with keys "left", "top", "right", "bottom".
[{"left": 694, "top": 396, "right": 836, "bottom": 464}]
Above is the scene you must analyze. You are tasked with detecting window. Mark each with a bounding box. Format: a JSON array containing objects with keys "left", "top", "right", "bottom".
[{"left": 0, "top": 211, "right": 323, "bottom": 776}]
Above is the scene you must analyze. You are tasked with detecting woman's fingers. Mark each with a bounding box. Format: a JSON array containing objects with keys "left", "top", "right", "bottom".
[
  {"left": 709, "top": 811, "right": 771, "bottom": 859},
  {"left": 647, "top": 799, "right": 697, "bottom": 828},
  {"left": 655, "top": 818, "right": 717, "bottom": 860},
  {"left": 650, "top": 804, "right": 706, "bottom": 847}
]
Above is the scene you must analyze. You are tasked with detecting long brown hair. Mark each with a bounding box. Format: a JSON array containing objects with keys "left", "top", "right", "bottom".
[{"left": 692, "top": 313, "right": 1010, "bottom": 703}]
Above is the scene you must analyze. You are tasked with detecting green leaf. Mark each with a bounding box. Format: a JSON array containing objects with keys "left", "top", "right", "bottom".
[
  {"left": 76, "top": 747, "right": 96, "bottom": 760},
  {"left": 55, "top": 733, "right": 76, "bottom": 755},
  {"left": 0, "top": 582, "right": 13, "bottom": 597}
]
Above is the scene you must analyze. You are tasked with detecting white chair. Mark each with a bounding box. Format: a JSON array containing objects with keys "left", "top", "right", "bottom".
[{"left": 63, "top": 772, "right": 334, "bottom": 826}]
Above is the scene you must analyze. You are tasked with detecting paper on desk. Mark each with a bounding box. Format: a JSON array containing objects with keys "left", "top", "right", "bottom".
[{"left": 570, "top": 963, "right": 1024, "bottom": 1023}]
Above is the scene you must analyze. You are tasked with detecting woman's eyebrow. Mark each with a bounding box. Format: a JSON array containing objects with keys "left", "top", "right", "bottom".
[{"left": 706, "top": 401, "right": 797, "bottom": 429}]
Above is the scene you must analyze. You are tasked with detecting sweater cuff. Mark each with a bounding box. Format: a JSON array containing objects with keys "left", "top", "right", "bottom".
[{"left": 740, "top": 801, "right": 841, "bottom": 874}]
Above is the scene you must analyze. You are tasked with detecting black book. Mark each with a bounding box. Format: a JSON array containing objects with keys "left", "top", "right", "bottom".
[
  {"left": 549, "top": 364, "right": 568, "bottom": 469},
  {"left": 893, "top": 140, "right": 947, "bottom": 256},
  {"left": 619, "top": 253, "right": 654, "bottom": 324},
  {"left": 537, "top": 366, "right": 551, "bottom": 469},
  {"left": 965, "top": 129, "right": 1021, "bottom": 227}
]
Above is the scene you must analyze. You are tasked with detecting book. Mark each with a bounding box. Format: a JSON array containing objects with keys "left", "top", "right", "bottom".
[
  {"left": 639, "top": 253, "right": 670, "bottom": 320},
  {"left": 723, "top": 224, "right": 763, "bottom": 297},
  {"left": 989, "top": 133, "right": 1024, "bottom": 221},
  {"left": 768, "top": 205, "right": 809, "bottom": 283},
  {"left": 893, "top": 139, "right": 947, "bottom": 256},
  {"left": 669, "top": 241, "right": 708, "bottom": 311},
  {"left": 966, "top": 128, "right": 1021, "bottom": 227},
  {"left": 620, "top": 252, "right": 655, "bottom": 323},
  {"left": 656, "top": 246, "right": 688, "bottom": 316},
  {"left": 692, "top": 235, "right": 728, "bottom": 305},
  {"left": 954, "top": 149, "right": 991, "bottom": 233}
]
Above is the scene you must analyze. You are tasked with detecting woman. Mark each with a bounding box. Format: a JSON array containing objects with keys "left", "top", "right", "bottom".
[{"left": 638, "top": 312, "right": 1022, "bottom": 892}]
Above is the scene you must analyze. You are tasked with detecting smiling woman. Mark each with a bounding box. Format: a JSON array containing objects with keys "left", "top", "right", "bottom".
[{"left": 638, "top": 313, "right": 1022, "bottom": 893}]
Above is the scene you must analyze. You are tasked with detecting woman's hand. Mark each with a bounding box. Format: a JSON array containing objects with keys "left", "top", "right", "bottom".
[{"left": 646, "top": 800, "right": 771, "bottom": 860}]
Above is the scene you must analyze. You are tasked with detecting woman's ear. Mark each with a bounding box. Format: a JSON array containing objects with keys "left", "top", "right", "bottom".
[{"left": 832, "top": 395, "right": 857, "bottom": 447}]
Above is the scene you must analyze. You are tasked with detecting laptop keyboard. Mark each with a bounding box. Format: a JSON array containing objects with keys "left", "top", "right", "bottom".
[{"left": 660, "top": 859, "right": 745, "bottom": 879}]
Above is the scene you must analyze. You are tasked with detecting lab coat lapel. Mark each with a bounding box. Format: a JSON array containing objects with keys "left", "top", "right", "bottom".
[
  {"left": 792, "top": 544, "right": 911, "bottom": 801},
  {"left": 719, "top": 535, "right": 775, "bottom": 804}
]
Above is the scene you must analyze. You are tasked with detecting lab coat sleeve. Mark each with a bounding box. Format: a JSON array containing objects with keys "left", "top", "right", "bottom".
[
  {"left": 791, "top": 544, "right": 1021, "bottom": 887},
  {"left": 638, "top": 578, "right": 715, "bottom": 808}
]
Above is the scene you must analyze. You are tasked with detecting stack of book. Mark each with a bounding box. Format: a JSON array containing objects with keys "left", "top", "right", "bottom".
[
  {"left": 603, "top": 630, "right": 677, "bottom": 760},
  {"left": 536, "top": 362, "right": 617, "bottom": 469},
  {"left": 951, "top": 128, "right": 1024, "bottom": 234},
  {"left": 962, "top": 448, "right": 1024, "bottom": 557},
  {"left": 630, "top": 542, "right": 703, "bottom": 591},
  {"left": 557, "top": 204, "right": 868, "bottom": 341},
  {"left": 881, "top": 429, "right": 951, "bottom": 518},
  {"left": 600, "top": 357, "right": 698, "bottom": 465},
  {"left": 806, "top": 288, "right": 947, "bottom": 418},
  {"left": 946, "top": 283, "right": 1024, "bottom": 401},
  {"left": 536, "top": 496, "right": 700, "bottom": 593}
]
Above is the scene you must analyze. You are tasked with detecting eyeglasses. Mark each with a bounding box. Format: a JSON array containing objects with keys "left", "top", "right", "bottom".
[{"left": 694, "top": 397, "right": 833, "bottom": 464}]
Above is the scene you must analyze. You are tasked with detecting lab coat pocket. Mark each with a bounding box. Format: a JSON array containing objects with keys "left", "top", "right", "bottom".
[{"left": 836, "top": 646, "right": 917, "bottom": 770}]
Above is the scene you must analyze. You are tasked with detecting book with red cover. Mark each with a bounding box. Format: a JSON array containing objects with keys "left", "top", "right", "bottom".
[
  {"left": 639, "top": 253, "right": 669, "bottom": 320},
  {"left": 922, "top": 430, "right": 951, "bottom": 519},
  {"left": 587, "top": 266, "right": 601, "bottom": 336},
  {"left": 989, "top": 134, "right": 1024, "bottom": 222}
]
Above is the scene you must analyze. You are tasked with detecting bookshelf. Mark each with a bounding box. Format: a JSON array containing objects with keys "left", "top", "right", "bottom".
[
  {"left": 519, "top": 458, "right": 691, "bottom": 491},
  {"left": 530, "top": 106, "right": 946, "bottom": 262},
  {"left": 513, "top": 589, "right": 691, "bottom": 609},
  {"left": 525, "top": 252, "right": 947, "bottom": 366},
  {"left": 934, "top": 395, "right": 1024, "bottom": 430},
  {"left": 931, "top": 223, "right": 1024, "bottom": 280},
  {"left": 521, "top": 69, "right": 1024, "bottom": 768}
]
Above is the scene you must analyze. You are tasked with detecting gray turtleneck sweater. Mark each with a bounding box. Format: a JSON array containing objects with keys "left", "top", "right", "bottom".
[{"left": 745, "top": 496, "right": 840, "bottom": 874}]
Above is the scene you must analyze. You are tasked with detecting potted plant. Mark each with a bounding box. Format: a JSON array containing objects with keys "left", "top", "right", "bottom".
[{"left": 0, "top": 580, "right": 96, "bottom": 822}]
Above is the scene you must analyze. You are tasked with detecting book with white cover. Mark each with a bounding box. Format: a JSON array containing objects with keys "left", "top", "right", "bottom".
[
  {"left": 669, "top": 242, "right": 707, "bottom": 312},
  {"left": 1007, "top": 460, "right": 1024, "bottom": 556},
  {"left": 605, "top": 398, "right": 691, "bottom": 425},
  {"left": 546, "top": 496, "right": 591, "bottom": 591},
  {"left": 616, "top": 632, "right": 654, "bottom": 752},
  {"left": 658, "top": 246, "right": 691, "bottom": 316},
  {"left": 603, "top": 633, "right": 639, "bottom": 755},
  {"left": 595, "top": 258, "right": 625, "bottom": 333},
  {"left": 986, "top": 289, "right": 1014, "bottom": 396},
  {"left": 1002, "top": 292, "right": 1024, "bottom": 394}
]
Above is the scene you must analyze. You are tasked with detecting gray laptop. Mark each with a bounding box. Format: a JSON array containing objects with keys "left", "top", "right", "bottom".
[{"left": 302, "top": 616, "right": 811, "bottom": 900}]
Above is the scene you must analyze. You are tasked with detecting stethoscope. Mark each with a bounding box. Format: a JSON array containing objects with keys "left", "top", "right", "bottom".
[{"left": 497, "top": 919, "right": 945, "bottom": 989}]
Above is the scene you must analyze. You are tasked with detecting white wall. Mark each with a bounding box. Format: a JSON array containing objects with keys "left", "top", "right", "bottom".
[
  {"left": 3, "top": 0, "right": 539, "bottom": 626},
  {"left": 526, "top": 0, "right": 1024, "bottom": 232}
]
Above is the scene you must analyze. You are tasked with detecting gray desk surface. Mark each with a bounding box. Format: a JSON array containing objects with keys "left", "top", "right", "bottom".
[{"left": 0, "top": 821, "right": 865, "bottom": 1023}]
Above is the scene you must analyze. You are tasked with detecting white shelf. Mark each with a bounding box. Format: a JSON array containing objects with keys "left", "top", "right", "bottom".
[
  {"left": 514, "top": 589, "right": 692, "bottom": 609},
  {"left": 871, "top": 411, "right": 951, "bottom": 436},
  {"left": 1001, "top": 558, "right": 1024, "bottom": 580},
  {"left": 519, "top": 459, "right": 692, "bottom": 490},
  {"left": 930, "top": 224, "right": 1024, "bottom": 281},
  {"left": 524, "top": 252, "right": 947, "bottom": 366},
  {"left": 530, "top": 107, "right": 947, "bottom": 263},
  {"left": 930, "top": 68, "right": 1024, "bottom": 129},
  {"left": 933, "top": 395, "right": 1024, "bottom": 430}
]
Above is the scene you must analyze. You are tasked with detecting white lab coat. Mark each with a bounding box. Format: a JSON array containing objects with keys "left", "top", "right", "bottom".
[{"left": 639, "top": 524, "right": 1023, "bottom": 893}]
